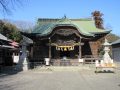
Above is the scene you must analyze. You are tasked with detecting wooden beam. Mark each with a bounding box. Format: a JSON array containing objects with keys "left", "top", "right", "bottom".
[
  {"left": 49, "top": 38, "right": 51, "bottom": 58},
  {"left": 79, "top": 37, "right": 82, "bottom": 58}
]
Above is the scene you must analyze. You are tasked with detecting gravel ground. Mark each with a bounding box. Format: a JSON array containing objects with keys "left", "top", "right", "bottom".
[{"left": 0, "top": 67, "right": 120, "bottom": 90}]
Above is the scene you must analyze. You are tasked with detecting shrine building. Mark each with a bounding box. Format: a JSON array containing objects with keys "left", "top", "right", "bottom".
[{"left": 22, "top": 16, "right": 111, "bottom": 66}]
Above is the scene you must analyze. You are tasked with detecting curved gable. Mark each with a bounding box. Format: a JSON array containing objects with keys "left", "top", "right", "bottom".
[{"left": 32, "top": 17, "right": 110, "bottom": 37}]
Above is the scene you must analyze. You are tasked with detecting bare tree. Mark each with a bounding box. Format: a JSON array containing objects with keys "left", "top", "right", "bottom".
[{"left": 0, "top": 0, "right": 27, "bottom": 15}]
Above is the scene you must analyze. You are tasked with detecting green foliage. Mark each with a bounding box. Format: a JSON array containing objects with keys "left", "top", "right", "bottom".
[{"left": 0, "top": 20, "right": 22, "bottom": 42}]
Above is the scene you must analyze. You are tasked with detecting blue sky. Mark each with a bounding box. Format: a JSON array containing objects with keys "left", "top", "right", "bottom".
[{"left": 0, "top": 0, "right": 120, "bottom": 36}]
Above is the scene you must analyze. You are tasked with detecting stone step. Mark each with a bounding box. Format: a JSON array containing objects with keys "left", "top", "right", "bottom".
[{"left": 33, "top": 65, "right": 94, "bottom": 71}]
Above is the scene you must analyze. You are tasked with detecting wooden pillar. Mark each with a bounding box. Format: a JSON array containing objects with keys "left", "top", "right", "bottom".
[
  {"left": 79, "top": 37, "right": 82, "bottom": 58},
  {"left": 49, "top": 38, "right": 51, "bottom": 58},
  {"left": 30, "top": 46, "right": 33, "bottom": 58}
]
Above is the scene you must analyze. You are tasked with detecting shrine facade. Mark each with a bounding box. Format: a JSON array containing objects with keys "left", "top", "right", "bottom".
[{"left": 22, "top": 17, "right": 111, "bottom": 65}]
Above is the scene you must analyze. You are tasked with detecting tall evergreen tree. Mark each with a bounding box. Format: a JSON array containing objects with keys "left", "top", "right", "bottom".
[{"left": 92, "top": 11, "right": 104, "bottom": 29}]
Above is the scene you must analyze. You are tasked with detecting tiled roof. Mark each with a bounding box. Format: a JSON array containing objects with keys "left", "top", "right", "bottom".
[
  {"left": 32, "top": 18, "right": 111, "bottom": 36},
  {"left": 111, "top": 39, "right": 120, "bottom": 45},
  {"left": 0, "top": 33, "right": 7, "bottom": 40}
]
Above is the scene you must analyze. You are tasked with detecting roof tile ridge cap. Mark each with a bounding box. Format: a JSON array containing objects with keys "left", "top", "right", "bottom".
[
  {"left": 71, "top": 18, "right": 92, "bottom": 21},
  {"left": 54, "top": 17, "right": 72, "bottom": 24}
]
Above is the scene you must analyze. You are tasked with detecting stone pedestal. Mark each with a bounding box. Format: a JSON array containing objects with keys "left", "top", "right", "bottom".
[
  {"left": 78, "top": 58, "right": 84, "bottom": 63},
  {"left": 45, "top": 58, "right": 50, "bottom": 66},
  {"left": 95, "top": 39, "right": 115, "bottom": 72},
  {"left": 22, "top": 58, "right": 29, "bottom": 71}
]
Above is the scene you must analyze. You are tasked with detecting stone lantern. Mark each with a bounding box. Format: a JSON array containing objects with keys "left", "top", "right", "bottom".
[
  {"left": 103, "top": 38, "right": 113, "bottom": 64},
  {"left": 95, "top": 38, "right": 115, "bottom": 72},
  {"left": 17, "top": 36, "right": 33, "bottom": 71}
]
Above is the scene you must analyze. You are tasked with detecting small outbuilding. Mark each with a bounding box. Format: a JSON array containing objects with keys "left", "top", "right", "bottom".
[
  {"left": 0, "top": 33, "right": 19, "bottom": 66},
  {"left": 112, "top": 39, "right": 120, "bottom": 62}
]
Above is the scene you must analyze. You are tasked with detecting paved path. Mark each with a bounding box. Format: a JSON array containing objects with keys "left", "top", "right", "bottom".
[{"left": 0, "top": 69, "right": 120, "bottom": 90}]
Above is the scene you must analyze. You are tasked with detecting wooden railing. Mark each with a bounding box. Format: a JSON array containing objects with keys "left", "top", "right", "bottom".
[
  {"left": 29, "top": 55, "right": 103, "bottom": 67},
  {"left": 50, "top": 59, "right": 79, "bottom": 66},
  {"left": 82, "top": 55, "right": 102, "bottom": 64}
]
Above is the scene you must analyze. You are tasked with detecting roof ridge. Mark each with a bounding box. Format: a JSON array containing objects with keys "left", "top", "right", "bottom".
[{"left": 37, "top": 18, "right": 92, "bottom": 22}]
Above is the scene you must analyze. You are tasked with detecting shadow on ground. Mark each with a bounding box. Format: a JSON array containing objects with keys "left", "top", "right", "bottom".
[
  {"left": 95, "top": 70, "right": 115, "bottom": 74},
  {"left": 0, "top": 66, "right": 22, "bottom": 77}
]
